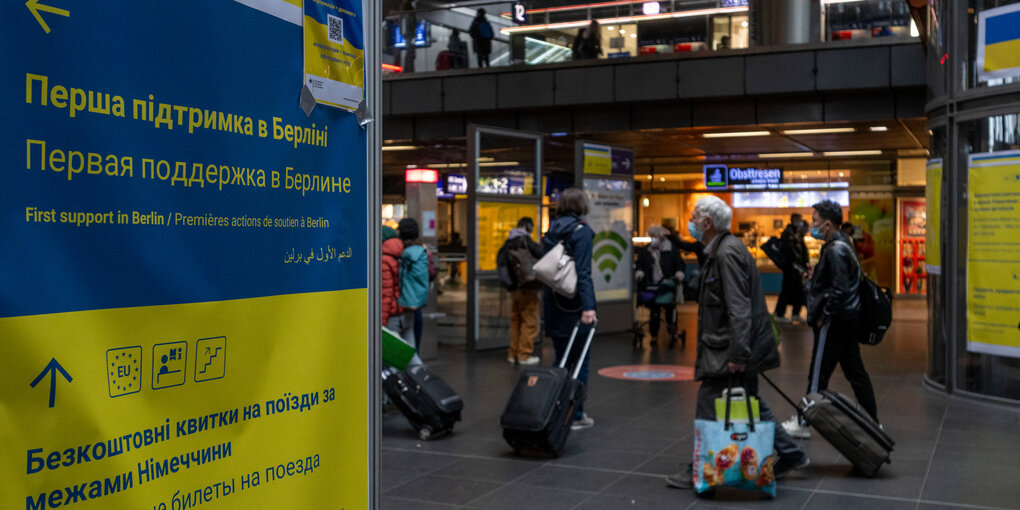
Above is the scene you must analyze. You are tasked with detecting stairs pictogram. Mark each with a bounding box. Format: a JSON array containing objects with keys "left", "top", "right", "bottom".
[{"left": 200, "top": 347, "right": 222, "bottom": 375}]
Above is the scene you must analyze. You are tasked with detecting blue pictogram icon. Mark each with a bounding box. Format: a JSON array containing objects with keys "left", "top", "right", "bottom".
[
  {"left": 152, "top": 342, "right": 187, "bottom": 390},
  {"left": 30, "top": 358, "right": 72, "bottom": 408},
  {"left": 107, "top": 347, "right": 141, "bottom": 398},
  {"left": 195, "top": 336, "right": 226, "bottom": 382}
]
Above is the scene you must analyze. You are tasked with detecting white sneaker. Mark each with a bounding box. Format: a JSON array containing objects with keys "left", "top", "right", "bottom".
[
  {"left": 507, "top": 357, "right": 516, "bottom": 364},
  {"left": 782, "top": 415, "right": 811, "bottom": 439},
  {"left": 571, "top": 413, "right": 594, "bottom": 430},
  {"left": 518, "top": 356, "right": 540, "bottom": 366}
]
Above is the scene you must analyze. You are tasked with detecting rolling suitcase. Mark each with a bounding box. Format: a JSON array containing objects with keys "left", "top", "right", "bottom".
[
  {"left": 762, "top": 374, "right": 894, "bottom": 476},
  {"left": 383, "top": 364, "right": 463, "bottom": 440},
  {"left": 500, "top": 321, "right": 596, "bottom": 456}
]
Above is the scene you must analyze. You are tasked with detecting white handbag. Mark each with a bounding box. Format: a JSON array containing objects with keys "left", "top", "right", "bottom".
[{"left": 533, "top": 225, "right": 581, "bottom": 298}]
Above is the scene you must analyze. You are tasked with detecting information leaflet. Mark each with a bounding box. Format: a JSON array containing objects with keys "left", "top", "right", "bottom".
[
  {"left": 304, "top": 0, "right": 365, "bottom": 110},
  {"left": 1, "top": 1, "right": 369, "bottom": 508},
  {"left": 926, "top": 159, "right": 942, "bottom": 273},
  {"left": 967, "top": 151, "right": 1020, "bottom": 358}
]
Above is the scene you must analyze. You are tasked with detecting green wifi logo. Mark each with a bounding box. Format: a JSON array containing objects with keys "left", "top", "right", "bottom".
[{"left": 593, "top": 230, "right": 629, "bottom": 283}]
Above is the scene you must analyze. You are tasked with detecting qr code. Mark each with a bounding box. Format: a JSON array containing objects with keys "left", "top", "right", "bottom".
[{"left": 327, "top": 14, "right": 343, "bottom": 44}]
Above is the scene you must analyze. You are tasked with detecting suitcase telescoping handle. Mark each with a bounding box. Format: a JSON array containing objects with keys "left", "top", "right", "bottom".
[
  {"left": 760, "top": 372, "right": 803, "bottom": 412},
  {"left": 558, "top": 320, "right": 597, "bottom": 380}
]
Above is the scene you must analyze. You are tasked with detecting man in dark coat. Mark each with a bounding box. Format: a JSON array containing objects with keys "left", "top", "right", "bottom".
[
  {"left": 468, "top": 8, "right": 494, "bottom": 67},
  {"left": 667, "top": 195, "right": 809, "bottom": 489},
  {"left": 774, "top": 213, "right": 809, "bottom": 323},
  {"left": 781, "top": 200, "right": 879, "bottom": 440}
]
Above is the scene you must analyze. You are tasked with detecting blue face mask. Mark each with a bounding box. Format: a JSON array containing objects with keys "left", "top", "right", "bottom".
[
  {"left": 810, "top": 223, "right": 825, "bottom": 240},
  {"left": 688, "top": 219, "right": 703, "bottom": 242}
]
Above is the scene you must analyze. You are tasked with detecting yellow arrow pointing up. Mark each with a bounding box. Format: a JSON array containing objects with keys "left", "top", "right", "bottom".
[{"left": 26, "top": 0, "right": 69, "bottom": 34}]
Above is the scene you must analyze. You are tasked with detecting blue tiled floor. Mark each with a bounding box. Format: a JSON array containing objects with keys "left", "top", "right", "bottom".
[{"left": 382, "top": 300, "right": 1020, "bottom": 509}]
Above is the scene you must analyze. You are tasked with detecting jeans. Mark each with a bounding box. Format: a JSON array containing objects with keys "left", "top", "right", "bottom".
[
  {"left": 696, "top": 374, "right": 804, "bottom": 460},
  {"left": 553, "top": 324, "right": 592, "bottom": 420}
]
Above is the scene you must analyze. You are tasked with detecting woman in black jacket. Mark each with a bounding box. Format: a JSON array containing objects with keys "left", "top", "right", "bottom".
[{"left": 542, "top": 187, "right": 597, "bottom": 430}]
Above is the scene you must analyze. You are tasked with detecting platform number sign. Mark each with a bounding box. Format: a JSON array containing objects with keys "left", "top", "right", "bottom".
[{"left": 512, "top": 2, "right": 527, "bottom": 25}]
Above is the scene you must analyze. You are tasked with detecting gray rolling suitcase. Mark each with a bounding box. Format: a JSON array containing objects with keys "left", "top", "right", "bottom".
[{"left": 763, "top": 374, "right": 894, "bottom": 476}]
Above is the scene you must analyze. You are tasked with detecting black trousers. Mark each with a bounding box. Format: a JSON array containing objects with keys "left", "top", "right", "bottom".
[
  {"left": 648, "top": 302, "right": 676, "bottom": 337},
  {"left": 807, "top": 319, "right": 879, "bottom": 422},
  {"left": 774, "top": 269, "right": 805, "bottom": 317}
]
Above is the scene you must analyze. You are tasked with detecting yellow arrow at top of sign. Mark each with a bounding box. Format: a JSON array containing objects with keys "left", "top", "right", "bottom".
[{"left": 26, "top": 0, "right": 69, "bottom": 34}]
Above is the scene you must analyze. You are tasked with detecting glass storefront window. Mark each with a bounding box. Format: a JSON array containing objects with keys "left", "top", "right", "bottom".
[
  {"left": 958, "top": 113, "right": 1020, "bottom": 400},
  {"left": 476, "top": 132, "right": 538, "bottom": 196},
  {"left": 825, "top": 0, "right": 916, "bottom": 41},
  {"left": 966, "top": 0, "right": 1020, "bottom": 90}
]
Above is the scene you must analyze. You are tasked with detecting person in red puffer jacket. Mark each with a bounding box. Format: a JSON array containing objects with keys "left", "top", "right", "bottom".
[{"left": 381, "top": 225, "right": 404, "bottom": 326}]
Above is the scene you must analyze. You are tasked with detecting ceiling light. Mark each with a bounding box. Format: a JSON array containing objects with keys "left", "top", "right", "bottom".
[
  {"left": 758, "top": 152, "right": 814, "bottom": 158},
  {"left": 630, "top": 33, "right": 637, "bottom": 38},
  {"left": 823, "top": 150, "right": 882, "bottom": 157},
  {"left": 619, "top": 29, "right": 626, "bottom": 34},
  {"left": 741, "top": 20, "right": 748, "bottom": 28},
  {"left": 702, "top": 130, "right": 770, "bottom": 138},
  {"left": 427, "top": 163, "right": 468, "bottom": 168},
  {"left": 869, "top": 126, "right": 888, "bottom": 132},
  {"left": 800, "top": 174, "right": 806, "bottom": 179},
  {"left": 659, "top": 177, "right": 666, "bottom": 182},
  {"left": 479, "top": 161, "right": 521, "bottom": 167},
  {"left": 382, "top": 145, "right": 420, "bottom": 151},
  {"left": 500, "top": 6, "right": 748, "bottom": 34},
  {"left": 838, "top": 172, "right": 845, "bottom": 177},
  {"left": 647, "top": 175, "right": 653, "bottom": 180},
  {"left": 641, "top": 197, "right": 650, "bottom": 207},
  {"left": 642, "top": 2, "right": 660, "bottom": 15},
  {"left": 606, "top": 25, "right": 615, "bottom": 31},
  {"left": 781, "top": 127, "right": 855, "bottom": 135},
  {"left": 477, "top": 157, "right": 494, "bottom": 162}
]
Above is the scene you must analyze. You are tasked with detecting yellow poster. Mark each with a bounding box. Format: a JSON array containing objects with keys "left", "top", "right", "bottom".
[
  {"left": 477, "top": 202, "right": 539, "bottom": 271},
  {"left": 967, "top": 151, "right": 1020, "bottom": 358},
  {"left": 926, "top": 160, "right": 942, "bottom": 272},
  {"left": 1, "top": 292, "right": 367, "bottom": 509}
]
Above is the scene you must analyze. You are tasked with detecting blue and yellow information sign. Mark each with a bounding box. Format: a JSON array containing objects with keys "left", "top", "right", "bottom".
[
  {"left": 977, "top": 3, "right": 1020, "bottom": 82},
  {"left": 304, "top": 0, "right": 365, "bottom": 110},
  {"left": 1, "top": 1, "right": 369, "bottom": 508}
]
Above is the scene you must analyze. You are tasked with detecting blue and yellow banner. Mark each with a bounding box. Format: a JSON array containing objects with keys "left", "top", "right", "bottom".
[
  {"left": 1, "top": 1, "right": 369, "bottom": 508},
  {"left": 304, "top": 0, "right": 365, "bottom": 110},
  {"left": 967, "top": 151, "right": 1020, "bottom": 359},
  {"left": 977, "top": 4, "right": 1020, "bottom": 81}
]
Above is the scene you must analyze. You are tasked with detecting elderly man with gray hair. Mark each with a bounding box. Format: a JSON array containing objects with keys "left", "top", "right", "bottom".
[{"left": 666, "top": 195, "right": 810, "bottom": 489}]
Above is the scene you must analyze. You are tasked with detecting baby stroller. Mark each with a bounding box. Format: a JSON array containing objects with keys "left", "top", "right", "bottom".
[{"left": 632, "top": 277, "right": 687, "bottom": 349}]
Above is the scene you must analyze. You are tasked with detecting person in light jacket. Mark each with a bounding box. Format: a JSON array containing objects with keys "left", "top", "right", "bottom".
[
  {"left": 666, "top": 195, "right": 809, "bottom": 489},
  {"left": 389, "top": 218, "right": 429, "bottom": 350},
  {"left": 542, "top": 188, "right": 597, "bottom": 430}
]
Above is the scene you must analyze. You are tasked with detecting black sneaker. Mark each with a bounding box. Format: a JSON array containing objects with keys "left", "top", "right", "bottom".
[
  {"left": 665, "top": 465, "right": 693, "bottom": 489},
  {"left": 774, "top": 453, "right": 810, "bottom": 479}
]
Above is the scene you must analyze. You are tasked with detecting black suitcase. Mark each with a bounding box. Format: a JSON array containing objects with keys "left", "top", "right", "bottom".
[
  {"left": 762, "top": 374, "right": 894, "bottom": 476},
  {"left": 383, "top": 364, "right": 463, "bottom": 440},
  {"left": 500, "top": 321, "right": 595, "bottom": 456}
]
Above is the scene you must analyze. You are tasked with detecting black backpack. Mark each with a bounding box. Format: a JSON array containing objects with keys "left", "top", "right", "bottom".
[
  {"left": 836, "top": 240, "right": 892, "bottom": 345},
  {"left": 857, "top": 276, "right": 893, "bottom": 345}
]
